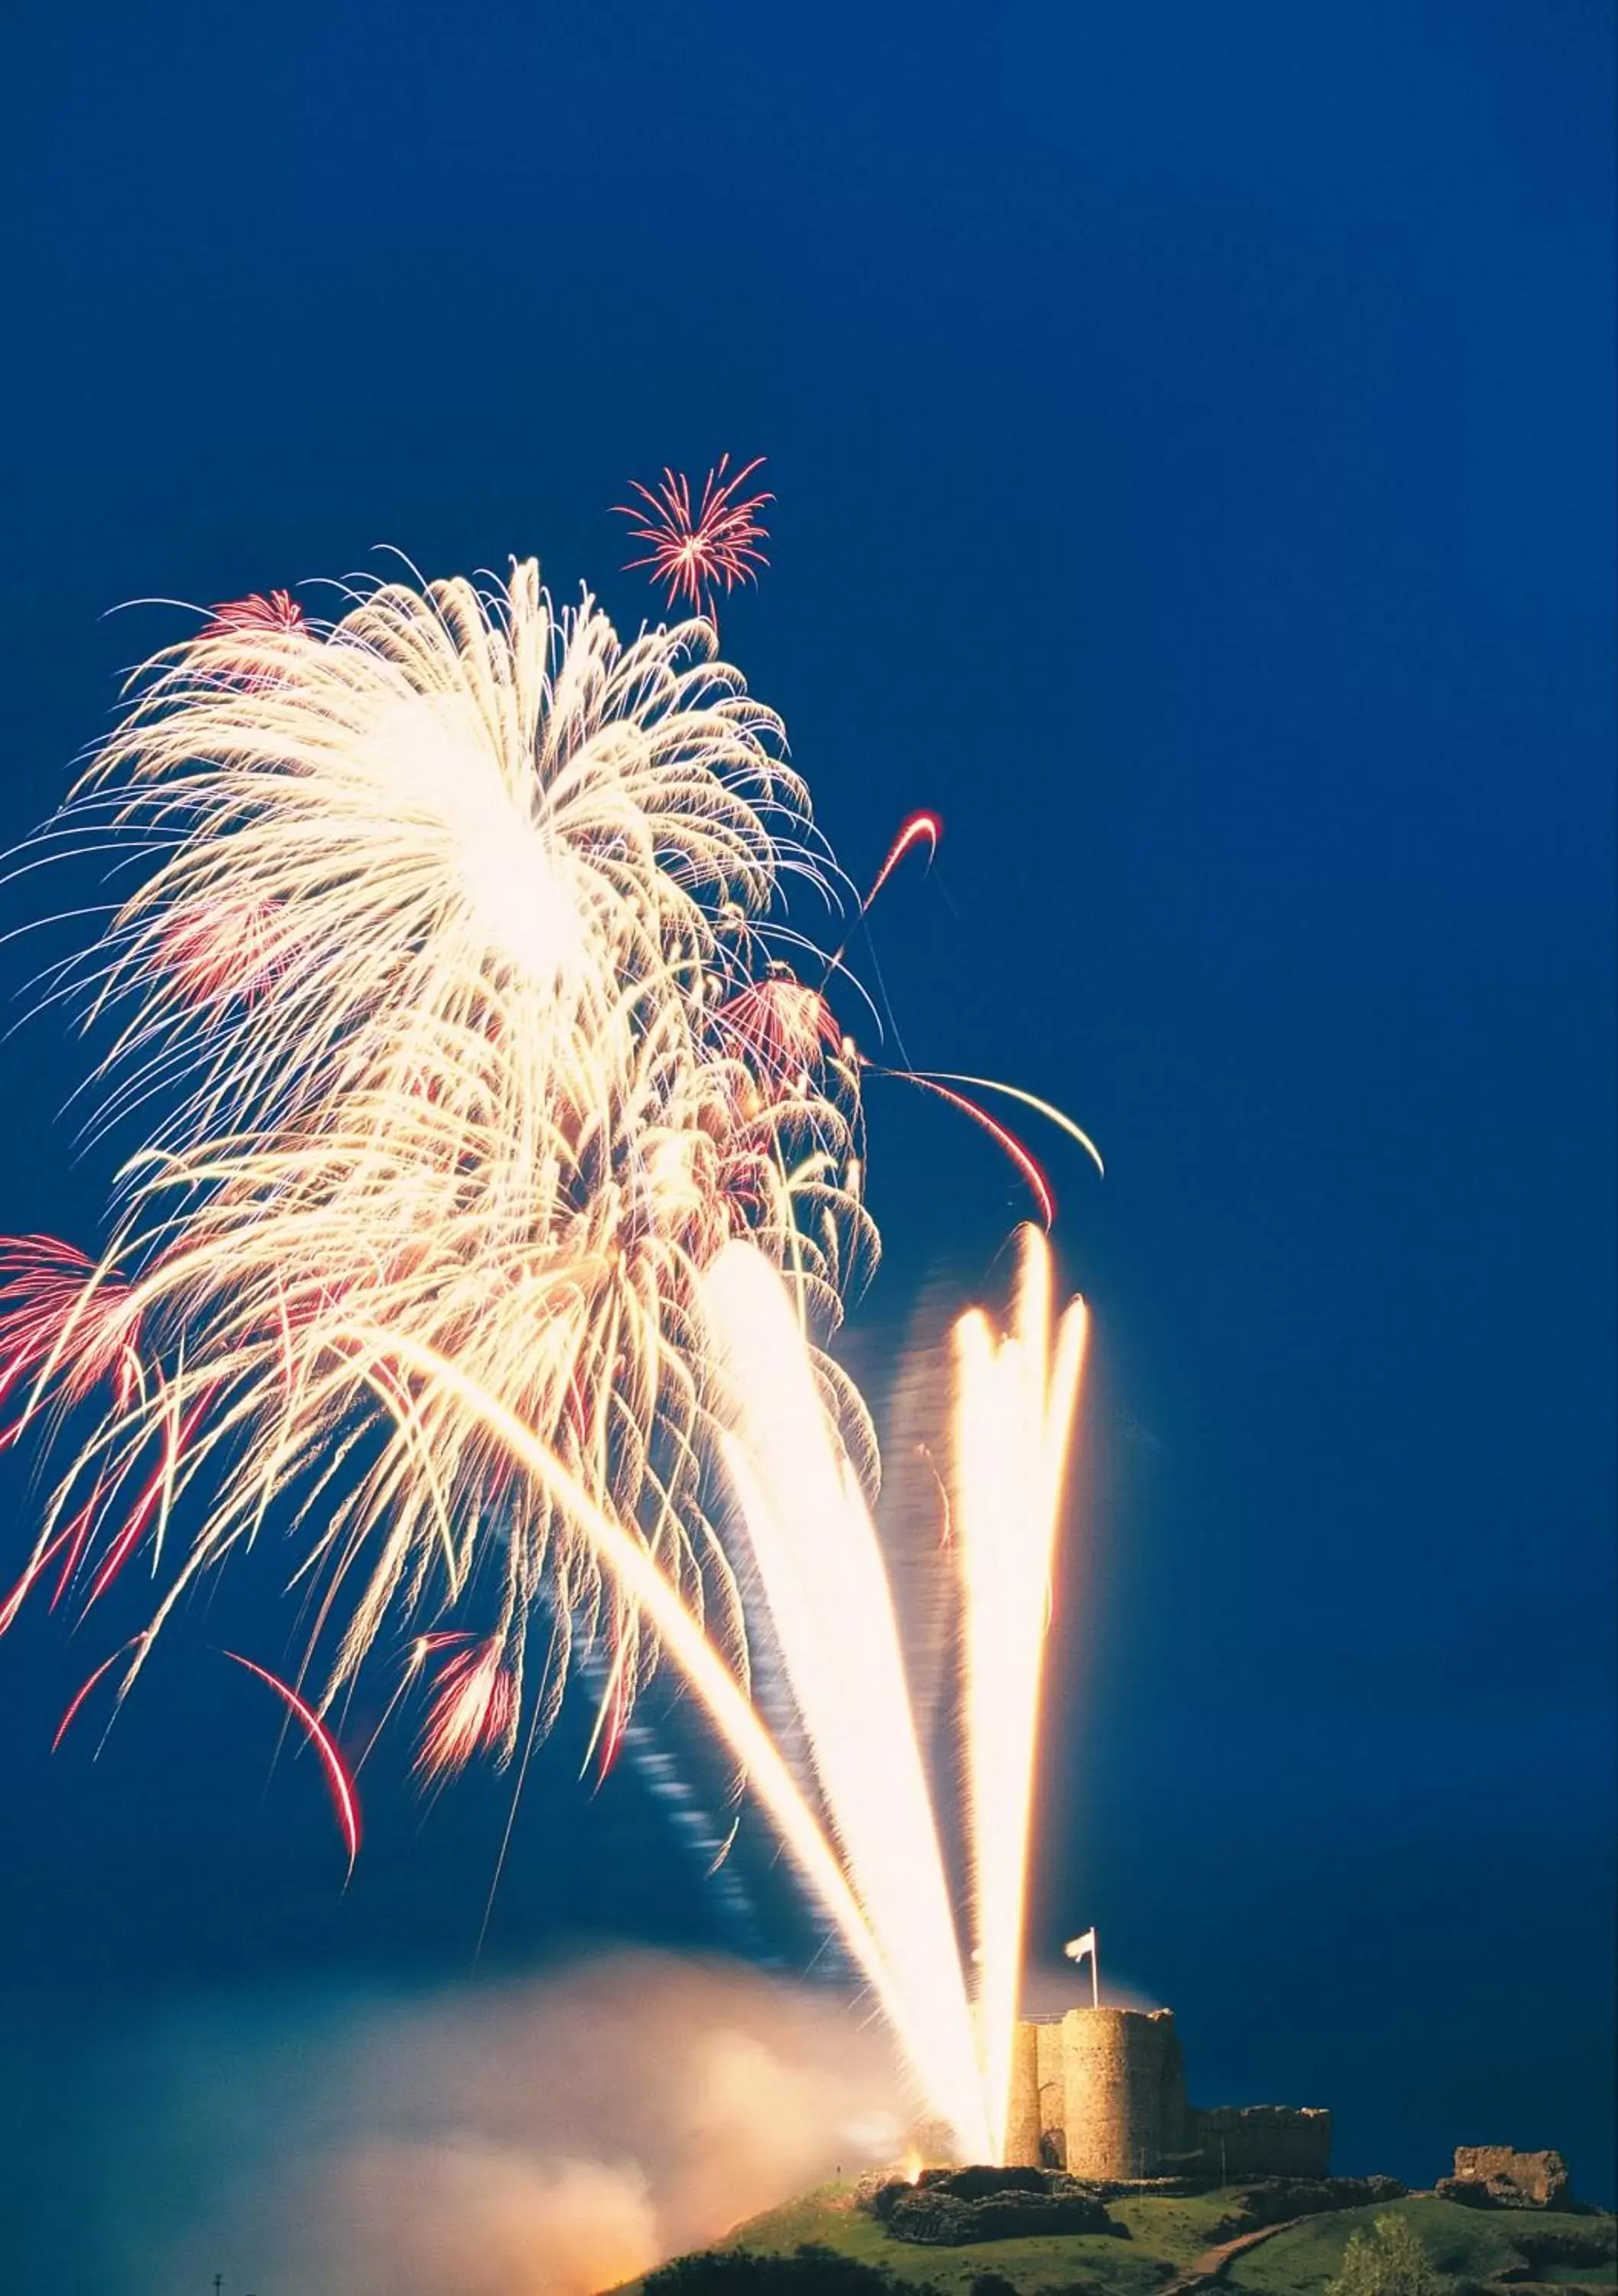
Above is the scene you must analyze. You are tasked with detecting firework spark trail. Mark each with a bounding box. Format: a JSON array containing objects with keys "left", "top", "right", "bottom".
[
  {"left": 954, "top": 1228, "right": 1089, "bottom": 2162},
  {"left": 904, "top": 1074, "right": 1106, "bottom": 1179},
  {"left": 866, "top": 1070, "right": 1058, "bottom": 1227},
  {"left": 416, "top": 1634, "right": 517, "bottom": 1781},
  {"left": 52, "top": 1638, "right": 145, "bottom": 1752},
  {"left": 341, "top": 1315, "right": 987, "bottom": 2158},
  {"left": 201, "top": 591, "right": 308, "bottom": 638},
  {"left": 699, "top": 1239, "right": 990, "bottom": 2161},
  {"left": 571, "top": 1628, "right": 766, "bottom": 1955},
  {"left": 0, "top": 1236, "right": 141, "bottom": 1411},
  {"left": 221, "top": 1648, "right": 361, "bottom": 1874},
  {"left": 860, "top": 811, "right": 940, "bottom": 912}
]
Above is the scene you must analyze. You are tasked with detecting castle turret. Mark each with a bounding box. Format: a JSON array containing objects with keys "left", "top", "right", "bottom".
[
  {"left": 1005, "top": 1999, "right": 1329, "bottom": 2179},
  {"left": 1060, "top": 2006, "right": 1186, "bottom": 2178},
  {"left": 1004, "top": 2006, "right": 1186, "bottom": 2174}
]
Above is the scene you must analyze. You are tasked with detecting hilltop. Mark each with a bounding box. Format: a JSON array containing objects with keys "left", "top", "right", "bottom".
[{"left": 608, "top": 2174, "right": 1616, "bottom": 2296}]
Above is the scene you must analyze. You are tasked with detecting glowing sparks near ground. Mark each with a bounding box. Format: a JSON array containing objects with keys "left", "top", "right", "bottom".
[
  {"left": 955, "top": 1231, "right": 1089, "bottom": 2162},
  {"left": 348, "top": 1313, "right": 987, "bottom": 2151},
  {"left": 0, "top": 546, "right": 1100, "bottom": 2158},
  {"left": 615, "top": 456, "right": 771, "bottom": 613},
  {"left": 701, "top": 1240, "right": 992, "bottom": 2161}
]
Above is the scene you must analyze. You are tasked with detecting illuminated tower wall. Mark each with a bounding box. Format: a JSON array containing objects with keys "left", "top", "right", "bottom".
[
  {"left": 1059, "top": 2006, "right": 1186, "bottom": 2177},
  {"left": 1005, "top": 2006, "right": 1184, "bottom": 2173}
]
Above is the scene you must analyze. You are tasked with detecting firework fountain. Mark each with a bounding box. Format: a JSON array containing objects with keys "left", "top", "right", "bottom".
[{"left": 0, "top": 535, "right": 1093, "bottom": 2163}]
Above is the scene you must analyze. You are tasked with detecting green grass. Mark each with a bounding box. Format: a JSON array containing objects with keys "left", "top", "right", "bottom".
[
  {"left": 608, "top": 2177, "right": 1207, "bottom": 2294},
  {"left": 1227, "top": 2196, "right": 1614, "bottom": 2295},
  {"left": 680, "top": 2180, "right": 1181, "bottom": 2293},
  {"left": 609, "top": 2184, "right": 1616, "bottom": 2296}
]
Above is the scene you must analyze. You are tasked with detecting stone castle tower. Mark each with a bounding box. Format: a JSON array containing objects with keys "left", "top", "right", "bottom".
[{"left": 1003, "top": 2004, "right": 1330, "bottom": 2180}]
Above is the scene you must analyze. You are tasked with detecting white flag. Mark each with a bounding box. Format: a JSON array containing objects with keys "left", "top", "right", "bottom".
[{"left": 1063, "top": 1928, "right": 1097, "bottom": 1966}]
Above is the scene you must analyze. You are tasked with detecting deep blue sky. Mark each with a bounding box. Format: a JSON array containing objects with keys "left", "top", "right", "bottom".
[{"left": 1, "top": 2, "right": 1612, "bottom": 2275}]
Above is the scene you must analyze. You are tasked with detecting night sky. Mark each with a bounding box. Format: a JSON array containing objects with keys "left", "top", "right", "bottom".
[{"left": 2, "top": 5, "right": 1613, "bottom": 2283}]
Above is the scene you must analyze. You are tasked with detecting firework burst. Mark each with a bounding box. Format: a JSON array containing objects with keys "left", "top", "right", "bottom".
[
  {"left": 5, "top": 560, "right": 873, "bottom": 1754},
  {"left": 614, "top": 455, "right": 772, "bottom": 614}
]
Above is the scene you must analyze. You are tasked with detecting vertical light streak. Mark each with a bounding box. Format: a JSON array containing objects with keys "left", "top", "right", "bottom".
[
  {"left": 955, "top": 1228, "right": 1090, "bottom": 2161},
  {"left": 699, "top": 1240, "right": 991, "bottom": 2163},
  {"left": 347, "top": 1317, "right": 987, "bottom": 2162}
]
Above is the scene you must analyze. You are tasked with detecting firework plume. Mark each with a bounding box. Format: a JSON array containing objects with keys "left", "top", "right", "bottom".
[{"left": 2, "top": 553, "right": 1092, "bottom": 2161}]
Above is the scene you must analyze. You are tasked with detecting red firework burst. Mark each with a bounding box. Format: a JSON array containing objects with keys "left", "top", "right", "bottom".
[
  {"left": 0, "top": 1237, "right": 140, "bottom": 1411},
  {"left": 718, "top": 974, "right": 840, "bottom": 1078},
  {"left": 201, "top": 589, "right": 307, "bottom": 636},
  {"left": 613, "top": 455, "right": 772, "bottom": 614},
  {"left": 159, "top": 895, "right": 291, "bottom": 1008},
  {"left": 198, "top": 592, "right": 312, "bottom": 693}
]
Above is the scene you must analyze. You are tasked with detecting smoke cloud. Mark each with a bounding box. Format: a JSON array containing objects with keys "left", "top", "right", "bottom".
[{"left": 29, "top": 1952, "right": 906, "bottom": 2296}]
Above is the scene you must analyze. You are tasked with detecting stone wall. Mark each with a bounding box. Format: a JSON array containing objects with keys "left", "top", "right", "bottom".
[
  {"left": 1184, "top": 2104, "right": 1333, "bottom": 2180},
  {"left": 1036, "top": 2021, "right": 1067, "bottom": 2164},
  {"left": 1443, "top": 2148, "right": 1571, "bottom": 2209},
  {"left": 1005, "top": 2023, "right": 1042, "bottom": 2169},
  {"left": 1005, "top": 2020, "right": 1073, "bottom": 2167}
]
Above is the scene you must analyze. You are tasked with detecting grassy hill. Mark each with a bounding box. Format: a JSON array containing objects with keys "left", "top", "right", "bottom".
[
  {"left": 607, "top": 2180, "right": 1616, "bottom": 2296},
  {"left": 1227, "top": 2196, "right": 1615, "bottom": 2293}
]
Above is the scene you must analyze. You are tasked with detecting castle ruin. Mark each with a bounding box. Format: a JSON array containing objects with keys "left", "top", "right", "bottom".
[{"left": 1004, "top": 2005, "right": 1330, "bottom": 2180}]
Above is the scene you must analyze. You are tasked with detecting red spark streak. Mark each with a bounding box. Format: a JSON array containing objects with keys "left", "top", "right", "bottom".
[
  {"left": 819, "top": 810, "right": 944, "bottom": 989},
  {"left": 221, "top": 1651, "right": 361, "bottom": 1874},
  {"left": 197, "top": 593, "right": 313, "bottom": 693},
  {"left": 51, "top": 1482, "right": 105, "bottom": 1609},
  {"left": 83, "top": 1399, "right": 208, "bottom": 1607},
  {"left": 0, "top": 1525, "right": 74, "bottom": 1636},
  {"left": 52, "top": 1639, "right": 143, "bottom": 1752},
  {"left": 873, "top": 1070, "right": 1055, "bottom": 1228},
  {"left": 863, "top": 811, "right": 941, "bottom": 911}
]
